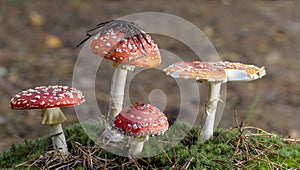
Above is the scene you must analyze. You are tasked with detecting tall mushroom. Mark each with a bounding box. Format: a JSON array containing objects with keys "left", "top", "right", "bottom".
[
  {"left": 87, "top": 20, "right": 161, "bottom": 122},
  {"left": 112, "top": 103, "right": 169, "bottom": 156},
  {"left": 9, "top": 85, "right": 85, "bottom": 154},
  {"left": 163, "top": 61, "right": 266, "bottom": 140}
]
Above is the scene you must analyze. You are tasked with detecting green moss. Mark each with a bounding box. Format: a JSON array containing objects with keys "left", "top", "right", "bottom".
[{"left": 0, "top": 121, "right": 299, "bottom": 169}]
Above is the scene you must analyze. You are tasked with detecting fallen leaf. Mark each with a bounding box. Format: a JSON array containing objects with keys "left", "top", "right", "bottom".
[
  {"left": 45, "top": 35, "right": 62, "bottom": 48},
  {"left": 29, "top": 12, "right": 44, "bottom": 27}
]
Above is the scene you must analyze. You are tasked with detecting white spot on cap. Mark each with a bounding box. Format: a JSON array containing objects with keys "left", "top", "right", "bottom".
[{"left": 116, "top": 48, "right": 122, "bottom": 53}]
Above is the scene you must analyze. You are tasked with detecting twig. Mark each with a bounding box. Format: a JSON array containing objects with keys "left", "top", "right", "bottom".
[{"left": 182, "top": 156, "right": 194, "bottom": 170}]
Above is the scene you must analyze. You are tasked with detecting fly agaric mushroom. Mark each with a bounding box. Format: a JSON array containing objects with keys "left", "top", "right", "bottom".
[
  {"left": 9, "top": 85, "right": 85, "bottom": 154},
  {"left": 112, "top": 103, "right": 168, "bottom": 156},
  {"left": 164, "top": 61, "right": 266, "bottom": 140},
  {"left": 87, "top": 20, "right": 161, "bottom": 122}
]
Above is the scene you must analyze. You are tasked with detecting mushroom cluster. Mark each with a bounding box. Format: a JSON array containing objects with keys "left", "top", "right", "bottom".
[
  {"left": 8, "top": 18, "right": 267, "bottom": 159},
  {"left": 164, "top": 61, "right": 266, "bottom": 140},
  {"left": 10, "top": 85, "right": 85, "bottom": 154}
]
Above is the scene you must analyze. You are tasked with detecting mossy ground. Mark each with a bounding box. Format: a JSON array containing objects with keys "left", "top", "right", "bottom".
[{"left": 0, "top": 121, "right": 299, "bottom": 169}]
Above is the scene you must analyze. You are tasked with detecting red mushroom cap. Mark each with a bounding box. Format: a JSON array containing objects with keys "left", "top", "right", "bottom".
[
  {"left": 112, "top": 103, "right": 169, "bottom": 137},
  {"left": 90, "top": 28, "right": 161, "bottom": 68},
  {"left": 9, "top": 85, "right": 85, "bottom": 110}
]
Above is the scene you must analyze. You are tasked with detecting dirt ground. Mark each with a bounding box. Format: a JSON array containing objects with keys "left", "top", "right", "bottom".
[{"left": 0, "top": 0, "right": 300, "bottom": 152}]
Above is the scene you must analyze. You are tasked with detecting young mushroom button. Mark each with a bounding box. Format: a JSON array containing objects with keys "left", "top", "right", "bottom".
[
  {"left": 112, "top": 103, "right": 168, "bottom": 156},
  {"left": 9, "top": 85, "right": 86, "bottom": 154}
]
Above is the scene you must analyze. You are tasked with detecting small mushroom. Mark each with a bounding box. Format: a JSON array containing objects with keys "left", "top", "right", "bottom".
[
  {"left": 164, "top": 61, "right": 266, "bottom": 140},
  {"left": 9, "top": 85, "right": 85, "bottom": 154},
  {"left": 89, "top": 20, "right": 161, "bottom": 122},
  {"left": 112, "top": 103, "right": 168, "bottom": 156}
]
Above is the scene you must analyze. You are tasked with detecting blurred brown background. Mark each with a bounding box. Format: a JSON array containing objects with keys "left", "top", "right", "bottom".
[{"left": 1, "top": 0, "right": 300, "bottom": 152}]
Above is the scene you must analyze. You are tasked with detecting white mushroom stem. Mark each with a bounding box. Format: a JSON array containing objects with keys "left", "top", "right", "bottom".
[
  {"left": 107, "top": 65, "right": 135, "bottom": 122},
  {"left": 128, "top": 136, "right": 148, "bottom": 156},
  {"left": 201, "top": 82, "right": 222, "bottom": 140},
  {"left": 49, "top": 124, "right": 68, "bottom": 154},
  {"left": 107, "top": 67, "right": 128, "bottom": 122},
  {"left": 41, "top": 108, "right": 68, "bottom": 154},
  {"left": 104, "top": 65, "right": 135, "bottom": 142}
]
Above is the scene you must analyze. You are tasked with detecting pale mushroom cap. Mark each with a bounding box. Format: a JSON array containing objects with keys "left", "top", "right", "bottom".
[
  {"left": 164, "top": 61, "right": 266, "bottom": 83},
  {"left": 216, "top": 61, "right": 266, "bottom": 81},
  {"left": 90, "top": 28, "right": 161, "bottom": 68},
  {"left": 9, "top": 85, "right": 86, "bottom": 110},
  {"left": 112, "top": 103, "right": 169, "bottom": 137},
  {"left": 164, "top": 61, "right": 227, "bottom": 83}
]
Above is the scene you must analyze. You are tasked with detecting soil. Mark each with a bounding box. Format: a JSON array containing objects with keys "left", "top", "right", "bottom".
[{"left": 0, "top": 0, "right": 299, "bottom": 152}]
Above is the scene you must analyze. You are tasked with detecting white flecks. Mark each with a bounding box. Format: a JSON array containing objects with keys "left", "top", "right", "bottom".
[
  {"left": 142, "top": 123, "right": 149, "bottom": 127},
  {"left": 28, "top": 89, "right": 36, "bottom": 93},
  {"left": 40, "top": 101, "right": 45, "bottom": 105},
  {"left": 128, "top": 43, "right": 132, "bottom": 50},
  {"left": 30, "top": 99, "right": 37, "bottom": 103},
  {"left": 116, "top": 48, "right": 122, "bottom": 53},
  {"left": 130, "top": 115, "right": 134, "bottom": 119},
  {"left": 24, "top": 93, "right": 32, "bottom": 97},
  {"left": 159, "top": 120, "right": 165, "bottom": 125},
  {"left": 106, "top": 42, "right": 111, "bottom": 47},
  {"left": 34, "top": 95, "right": 41, "bottom": 99},
  {"left": 95, "top": 45, "right": 99, "bottom": 49},
  {"left": 132, "top": 123, "right": 138, "bottom": 130},
  {"left": 136, "top": 116, "right": 141, "bottom": 120}
]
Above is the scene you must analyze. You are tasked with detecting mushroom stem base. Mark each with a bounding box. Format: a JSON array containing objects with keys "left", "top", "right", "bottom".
[
  {"left": 201, "top": 83, "right": 221, "bottom": 140},
  {"left": 49, "top": 124, "right": 68, "bottom": 154}
]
